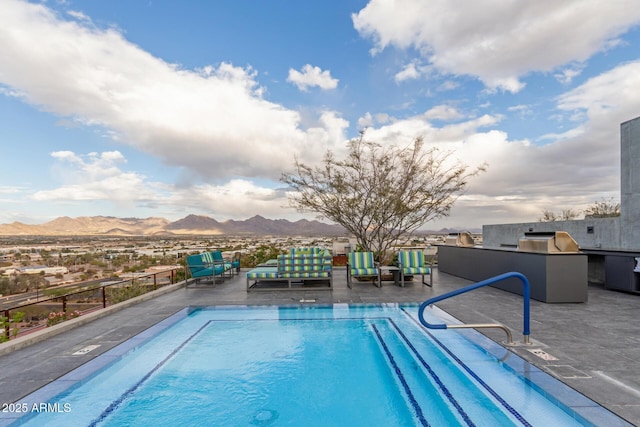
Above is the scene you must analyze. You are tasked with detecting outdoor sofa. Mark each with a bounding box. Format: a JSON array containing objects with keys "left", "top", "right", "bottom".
[{"left": 246, "top": 247, "right": 333, "bottom": 291}]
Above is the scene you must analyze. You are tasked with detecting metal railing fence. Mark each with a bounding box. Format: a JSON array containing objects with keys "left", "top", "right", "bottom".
[{"left": 1, "top": 267, "right": 180, "bottom": 341}]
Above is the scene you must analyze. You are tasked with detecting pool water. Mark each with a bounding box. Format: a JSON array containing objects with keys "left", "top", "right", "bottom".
[{"left": 12, "top": 305, "right": 622, "bottom": 426}]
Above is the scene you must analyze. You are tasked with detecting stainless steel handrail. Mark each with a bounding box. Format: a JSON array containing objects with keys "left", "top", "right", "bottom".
[{"left": 418, "top": 272, "right": 532, "bottom": 346}]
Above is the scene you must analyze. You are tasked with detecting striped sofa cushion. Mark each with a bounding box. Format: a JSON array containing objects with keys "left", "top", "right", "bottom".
[
  {"left": 349, "top": 267, "right": 379, "bottom": 276},
  {"left": 208, "top": 251, "right": 232, "bottom": 270},
  {"left": 277, "top": 255, "right": 330, "bottom": 273},
  {"left": 276, "top": 254, "right": 331, "bottom": 279},
  {"left": 246, "top": 267, "right": 280, "bottom": 279},
  {"left": 280, "top": 271, "right": 330, "bottom": 278},
  {"left": 402, "top": 266, "right": 430, "bottom": 274},
  {"left": 348, "top": 252, "right": 375, "bottom": 269},
  {"left": 201, "top": 252, "right": 214, "bottom": 264},
  {"left": 347, "top": 252, "right": 378, "bottom": 276},
  {"left": 290, "top": 247, "right": 313, "bottom": 256}
]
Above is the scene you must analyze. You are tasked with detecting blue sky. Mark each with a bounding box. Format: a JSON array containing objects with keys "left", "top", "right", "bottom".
[{"left": 1, "top": 0, "right": 640, "bottom": 230}]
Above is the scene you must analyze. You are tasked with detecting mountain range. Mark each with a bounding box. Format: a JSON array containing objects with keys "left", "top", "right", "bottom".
[
  {"left": 0, "top": 215, "right": 479, "bottom": 237},
  {"left": 0, "top": 215, "right": 347, "bottom": 236}
]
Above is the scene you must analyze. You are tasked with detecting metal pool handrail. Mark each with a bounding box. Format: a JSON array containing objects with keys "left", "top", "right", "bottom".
[{"left": 418, "top": 272, "right": 531, "bottom": 346}]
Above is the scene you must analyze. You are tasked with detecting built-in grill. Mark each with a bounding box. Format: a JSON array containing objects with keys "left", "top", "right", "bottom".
[
  {"left": 517, "top": 231, "right": 579, "bottom": 253},
  {"left": 445, "top": 232, "right": 475, "bottom": 247}
]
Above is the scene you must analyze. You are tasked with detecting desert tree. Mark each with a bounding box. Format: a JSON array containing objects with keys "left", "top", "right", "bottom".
[
  {"left": 538, "top": 208, "right": 581, "bottom": 222},
  {"left": 584, "top": 197, "right": 620, "bottom": 218},
  {"left": 538, "top": 209, "right": 559, "bottom": 222},
  {"left": 281, "top": 133, "right": 486, "bottom": 262},
  {"left": 560, "top": 209, "right": 581, "bottom": 221}
]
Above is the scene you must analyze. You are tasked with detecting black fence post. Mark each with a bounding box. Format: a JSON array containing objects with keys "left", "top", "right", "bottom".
[
  {"left": 102, "top": 286, "right": 107, "bottom": 308},
  {"left": 3, "top": 310, "right": 9, "bottom": 341}
]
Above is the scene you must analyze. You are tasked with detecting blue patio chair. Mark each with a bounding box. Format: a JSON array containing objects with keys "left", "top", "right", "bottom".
[
  {"left": 186, "top": 252, "right": 230, "bottom": 285},
  {"left": 185, "top": 254, "right": 218, "bottom": 285},
  {"left": 207, "top": 251, "right": 233, "bottom": 279}
]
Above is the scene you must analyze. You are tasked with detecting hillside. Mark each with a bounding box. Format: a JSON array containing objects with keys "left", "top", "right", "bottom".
[{"left": 0, "top": 215, "right": 345, "bottom": 236}]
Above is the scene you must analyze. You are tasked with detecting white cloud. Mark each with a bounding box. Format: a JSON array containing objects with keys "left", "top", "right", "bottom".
[
  {"left": 176, "top": 179, "right": 290, "bottom": 220},
  {"left": 353, "top": 0, "right": 640, "bottom": 92},
  {"left": 556, "top": 61, "right": 640, "bottom": 118},
  {"left": 66, "top": 10, "right": 91, "bottom": 23},
  {"left": 29, "top": 150, "right": 298, "bottom": 221},
  {"left": 33, "top": 151, "right": 158, "bottom": 203},
  {"left": 437, "top": 80, "right": 459, "bottom": 92},
  {"left": 349, "top": 58, "right": 640, "bottom": 227},
  {"left": 0, "top": 186, "right": 23, "bottom": 195},
  {"left": 394, "top": 62, "right": 420, "bottom": 82},
  {"left": 538, "top": 127, "right": 584, "bottom": 142},
  {"left": 357, "top": 112, "right": 374, "bottom": 128},
  {"left": 357, "top": 112, "right": 392, "bottom": 129},
  {"left": 0, "top": 0, "right": 340, "bottom": 182},
  {"left": 507, "top": 104, "right": 533, "bottom": 118},
  {"left": 423, "top": 105, "right": 463, "bottom": 121},
  {"left": 554, "top": 66, "right": 584, "bottom": 85},
  {"left": 375, "top": 113, "right": 391, "bottom": 124},
  {"left": 287, "top": 64, "right": 339, "bottom": 91},
  {"left": 361, "top": 113, "right": 502, "bottom": 150}
]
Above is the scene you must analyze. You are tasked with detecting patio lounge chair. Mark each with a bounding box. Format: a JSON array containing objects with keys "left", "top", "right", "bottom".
[
  {"left": 346, "top": 251, "right": 381, "bottom": 288},
  {"left": 231, "top": 252, "right": 241, "bottom": 274},
  {"left": 206, "top": 251, "right": 234, "bottom": 279},
  {"left": 186, "top": 252, "right": 232, "bottom": 285},
  {"left": 397, "top": 250, "right": 432, "bottom": 287}
]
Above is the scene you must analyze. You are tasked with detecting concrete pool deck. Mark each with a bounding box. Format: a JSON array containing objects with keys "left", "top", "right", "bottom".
[{"left": 0, "top": 268, "right": 638, "bottom": 425}]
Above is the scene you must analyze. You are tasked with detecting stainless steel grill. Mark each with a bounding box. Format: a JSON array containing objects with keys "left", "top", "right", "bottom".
[
  {"left": 445, "top": 232, "right": 475, "bottom": 247},
  {"left": 517, "top": 231, "right": 579, "bottom": 253}
]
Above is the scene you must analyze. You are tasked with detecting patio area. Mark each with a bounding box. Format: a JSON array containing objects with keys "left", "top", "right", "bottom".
[{"left": 0, "top": 267, "right": 639, "bottom": 425}]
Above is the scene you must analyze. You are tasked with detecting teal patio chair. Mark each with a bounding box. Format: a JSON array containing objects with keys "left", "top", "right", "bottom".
[
  {"left": 207, "top": 250, "right": 233, "bottom": 279},
  {"left": 346, "top": 251, "right": 381, "bottom": 288},
  {"left": 185, "top": 254, "right": 219, "bottom": 285},
  {"left": 231, "top": 252, "right": 241, "bottom": 274},
  {"left": 187, "top": 252, "right": 230, "bottom": 285},
  {"left": 397, "top": 250, "right": 432, "bottom": 287}
]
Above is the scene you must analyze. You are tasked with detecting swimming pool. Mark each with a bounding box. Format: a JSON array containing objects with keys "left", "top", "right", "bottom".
[{"left": 8, "top": 304, "right": 626, "bottom": 426}]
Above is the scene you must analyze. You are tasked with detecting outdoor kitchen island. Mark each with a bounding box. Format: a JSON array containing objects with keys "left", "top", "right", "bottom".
[{"left": 438, "top": 232, "right": 588, "bottom": 303}]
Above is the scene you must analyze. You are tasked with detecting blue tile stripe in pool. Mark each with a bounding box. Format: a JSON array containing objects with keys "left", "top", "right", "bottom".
[
  {"left": 385, "top": 318, "right": 478, "bottom": 427},
  {"left": 370, "top": 324, "right": 429, "bottom": 427},
  {"left": 400, "top": 308, "right": 535, "bottom": 427},
  {"left": 88, "top": 319, "right": 213, "bottom": 427}
]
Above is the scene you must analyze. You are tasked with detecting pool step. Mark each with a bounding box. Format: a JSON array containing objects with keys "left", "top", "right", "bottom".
[
  {"left": 369, "top": 320, "right": 468, "bottom": 426},
  {"left": 369, "top": 319, "right": 520, "bottom": 427}
]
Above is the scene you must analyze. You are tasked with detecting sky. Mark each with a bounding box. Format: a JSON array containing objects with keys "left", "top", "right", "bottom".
[{"left": 1, "top": 0, "right": 640, "bottom": 230}]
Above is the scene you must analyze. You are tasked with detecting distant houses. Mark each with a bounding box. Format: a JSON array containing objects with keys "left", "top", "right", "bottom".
[{"left": 1, "top": 266, "right": 68, "bottom": 276}]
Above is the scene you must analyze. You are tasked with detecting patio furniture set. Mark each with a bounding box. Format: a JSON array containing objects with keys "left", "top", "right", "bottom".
[
  {"left": 186, "top": 247, "right": 433, "bottom": 291},
  {"left": 242, "top": 247, "right": 432, "bottom": 291},
  {"left": 185, "top": 251, "right": 241, "bottom": 286},
  {"left": 346, "top": 250, "right": 433, "bottom": 288}
]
